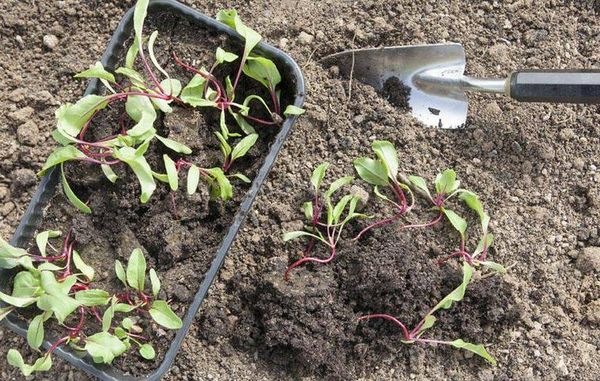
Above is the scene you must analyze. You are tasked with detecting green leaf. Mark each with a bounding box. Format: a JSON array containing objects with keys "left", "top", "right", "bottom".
[
  {"left": 325, "top": 176, "right": 354, "bottom": 197},
  {"left": 214, "top": 131, "right": 232, "bottom": 159},
  {"left": 152, "top": 79, "right": 182, "bottom": 112},
  {"left": 0, "top": 290, "right": 37, "bottom": 307},
  {"left": 72, "top": 251, "right": 94, "bottom": 281},
  {"left": 85, "top": 332, "right": 128, "bottom": 364},
  {"left": 149, "top": 300, "right": 183, "bottom": 330},
  {"left": 122, "top": 317, "right": 134, "bottom": 330},
  {"left": 163, "top": 155, "right": 179, "bottom": 191},
  {"left": 37, "top": 294, "right": 80, "bottom": 324},
  {"left": 435, "top": 169, "right": 459, "bottom": 195},
  {"left": 311, "top": 162, "right": 329, "bottom": 192},
  {"left": 61, "top": 164, "right": 91, "bottom": 214},
  {"left": 180, "top": 74, "right": 215, "bottom": 107},
  {"left": 283, "top": 105, "right": 305, "bottom": 116},
  {"left": 147, "top": 31, "right": 169, "bottom": 79},
  {"left": 332, "top": 195, "right": 354, "bottom": 225},
  {"left": 101, "top": 164, "right": 118, "bottom": 183},
  {"left": 416, "top": 315, "right": 437, "bottom": 337},
  {"left": 125, "top": 95, "right": 157, "bottom": 138},
  {"left": 37, "top": 263, "right": 63, "bottom": 271},
  {"left": 353, "top": 158, "right": 389, "bottom": 186},
  {"left": 231, "top": 173, "right": 251, "bottom": 183},
  {"left": 156, "top": 135, "right": 192, "bottom": 154},
  {"left": 27, "top": 312, "right": 51, "bottom": 349},
  {"left": 282, "top": 231, "right": 322, "bottom": 242},
  {"left": 40, "top": 272, "right": 76, "bottom": 295},
  {"left": 231, "top": 110, "right": 255, "bottom": 134},
  {"left": 450, "top": 339, "right": 497, "bottom": 365},
  {"left": 74, "top": 61, "right": 116, "bottom": 83},
  {"left": 230, "top": 133, "right": 258, "bottom": 162},
  {"left": 443, "top": 209, "right": 467, "bottom": 238},
  {"left": 205, "top": 167, "right": 233, "bottom": 201},
  {"left": 39, "top": 146, "right": 86, "bottom": 176},
  {"left": 115, "top": 67, "right": 146, "bottom": 88},
  {"left": 431, "top": 262, "right": 473, "bottom": 314},
  {"left": 216, "top": 10, "right": 262, "bottom": 61},
  {"left": 75, "top": 290, "right": 110, "bottom": 307},
  {"left": 459, "top": 190, "right": 490, "bottom": 233},
  {"left": 102, "top": 297, "right": 116, "bottom": 332},
  {"left": 473, "top": 233, "right": 494, "bottom": 258},
  {"left": 114, "top": 147, "right": 156, "bottom": 203},
  {"left": 243, "top": 56, "right": 281, "bottom": 90},
  {"left": 35, "top": 230, "right": 61, "bottom": 257},
  {"left": 216, "top": 47, "right": 238, "bottom": 64},
  {"left": 12, "top": 271, "right": 41, "bottom": 298},
  {"left": 115, "top": 260, "right": 127, "bottom": 287},
  {"left": 55, "top": 95, "right": 109, "bottom": 137},
  {"left": 139, "top": 343, "right": 156, "bottom": 360},
  {"left": 125, "top": 36, "right": 141, "bottom": 69},
  {"left": 187, "top": 165, "right": 201, "bottom": 195},
  {"left": 302, "top": 201, "right": 313, "bottom": 221},
  {"left": 0, "top": 306, "right": 14, "bottom": 321},
  {"left": 372, "top": 140, "right": 398, "bottom": 179},
  {"left": 133, "top": 0, "right": 149, "bottom": 49},
  {"left": 408, "top": 176, "right": 432, "bottom": 200},
  {"left": 114, "top": 303, "right": 137, "bottom": 313},
  {"left": 126, "top": 248, "right": 146, "bottom": 291},
  {"left": 149, "top": 269, "right": 161, "bottom": 297},
  {"left": 478, "top": 260, "right": 506, "bottom": 274},
  {"left": 7, "top": 350, "right": 52, "bottom": 376}
]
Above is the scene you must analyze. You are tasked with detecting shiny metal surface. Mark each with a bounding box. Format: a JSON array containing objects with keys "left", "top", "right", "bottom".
[{"left": 321, "top": 43, "right": 507, "bottom": 128}]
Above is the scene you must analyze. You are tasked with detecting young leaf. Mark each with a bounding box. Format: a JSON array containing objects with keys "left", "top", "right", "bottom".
[
  {"left": 243, "top": 56, "right": 281, "bottom": 91},
  {"left": 473, "top": 233, "right": 494, "bottom": 258},
  {"left": 72, "top": 251, "right": 94, "bottom": 281},
  {"left": 163, "top": 155, "right": 179, "bottom": 191},
  {"left": 125, "top": 95, "right": 157, "bottom": 138},
  {"left": 459, "top": 190, "right": 490, "bottom": 232},
  {"left": 61, "top": 164, "right": 91, "bottom": 214},
  {"left": 113, "top": 147, "right": 156, "bottom": 203},
  {"left": 122, "top": 317, "right": 134, "bottom": 330},
  {"left": 325, "top": 176, "right": 354, "bottom": 197},
  {"left": 85, "top": 332, "right": 128, "bottom": 364},
  {"left": 0, "top": 288, "right": 38, "bottom": 308},
  {"left": 115, "top": 260, "right": 127, "bottom": 287},
  {"left": 353, "top": 158, "right": 389, "bottom": 186},
  {"left": 231, "top": 173, "right": 251, "bottom": 183},
  {"left": 216, "top": 10, "right": 262, "bottom": 62},
  {"left": 7, "top": 350, "right": 52, "bottom": 376},
  {"left": 75, "top": 290, "right": 110, "bottom": 307},
  {"left": 282, "top": 231, "right": 323, "bottom": 242},
  {"left": 149, "top": 269, "right": 161, "bottom": 297},
  {"left": 230, "top": 133, "right": 258, "bottom": 162},
  {"left": 478, "top": 260, "right": 506, "bottom": 274},
  {"left": 416, "top": 315, "right": 437, "bottom": 337},
  {"left": 152, "top": 79, "right": 182, "bottom": 112},
  {"left": 35, "top": 230, "right": 61, "bottom": 257},
  {"left": 74, "top": 62, "right": 116, "bottom": 83},
  {"left": 372, "top": 140, "right": 398, "bottom": 179},
  {"left": 139, "top": 343, "right": 156, "bottom": 360},
  {"left": 156, "top": 135, "right": 192, "bottom": 154},
  {"left": 231, "top": 111, "right": 255, "bottom": 134},
  {"left": 215, "top": 47, "right": 238, "bottom": 64},
  {"left": 114, "top": 303, "right": 137, "bottom": 313},
  {"left": 133, "top": 0, "right": 149, "bottom": 47},
  {"left": 205, "top": 168, "right": 233, "bottom": 201},
  {"left": 435, "top": 169, "right": 459, "bottom": 195},
  {"left": 101, "top": 164, "right": 118, "bottom": 183},
  {"left": 147, "top": 31, "right": 169, "bottom": 79},
  {"left": 408, "top": 176, "right": 432, "bottom": 200},
  {"left": 55, "top": 95, "right": 109, "bottom": 137},
  {"left": 187, "top": 165, "right": 201, "bottom": 195},
  {"left": 36, "top": 294, "right": 80, "bottom": 324},
  {"left": 431, "top": 262, "right": 473, "bottom": 314},
  {"left": 303, "top": 201, "right": 313, "bottom": 221},
  {"left": 311, "top": 162, "right": 329, "bottom": 192},
  {"left": 102, "top": 297, "right": 116, "bottom": 332},
  {"left": 443, "top": 209, "right": 467, "bottom": 239},
  {"left": 283, "top": 105, "right": 305, "bottom": 117},
  {"left": 126, "top": 248, "right": 146, "bottom": 292},
  {"left": 39, "top": 146, "right": 87, "bottom": 176},
  {"left": 12, "top": 271, "right": 41, "bottom": 298},
  {"left": 180, "top": 74, "right": 215, "bottom": 107},
  {"left": 115, "top": 67, "right": 146, "bottom": 88},
  {"left": 0, "top": 306, "right": 14, "bottom": 321},
  {"left": 125, "top": 36, "right": 141, "bottom": 69},
  {"left": 450, "top": 339, "right": 497, "bottom": 365},
  {"left": 214, "top": 131, "right": 232, "bottom": 159},
  {"left": 149, "top": 300, "right": 183, "bottom": 330}
]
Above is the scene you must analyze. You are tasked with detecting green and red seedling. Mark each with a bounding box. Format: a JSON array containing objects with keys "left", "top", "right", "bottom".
[
  {"left": 282, "top": 162, "right": 368, "bottom": 279},
  {"left": 0, "top": 230, "right": 182, "bottom": 376}
]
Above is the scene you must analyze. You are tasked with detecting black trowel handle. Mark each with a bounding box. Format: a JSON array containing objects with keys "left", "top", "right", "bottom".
[{"left": 509, "top": 70, "right": 600, "bottom": 103}]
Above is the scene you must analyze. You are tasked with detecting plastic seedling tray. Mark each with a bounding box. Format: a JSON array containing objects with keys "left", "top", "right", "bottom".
[{"left": 0, "top": 0, "right": 305, "bottom": 379}]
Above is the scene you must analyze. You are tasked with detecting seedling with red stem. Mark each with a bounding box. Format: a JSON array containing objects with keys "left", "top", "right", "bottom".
[{"left": 0, "top": 228, "right": 182, "bottom": 376}]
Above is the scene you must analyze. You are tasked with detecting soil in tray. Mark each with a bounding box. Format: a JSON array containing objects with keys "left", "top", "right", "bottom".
[{"left": 10, "top": 9, "right": 282, "bottom": 377}]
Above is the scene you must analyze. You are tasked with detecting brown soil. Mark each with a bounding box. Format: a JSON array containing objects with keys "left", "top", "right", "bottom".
[{"left": 1, "top": 1, "right": 599, "bottom": 381}]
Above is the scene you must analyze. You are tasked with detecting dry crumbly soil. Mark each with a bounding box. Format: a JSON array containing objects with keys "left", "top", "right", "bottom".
[{"left": 1, "top": 0, "right": 600, "bottom": 380}]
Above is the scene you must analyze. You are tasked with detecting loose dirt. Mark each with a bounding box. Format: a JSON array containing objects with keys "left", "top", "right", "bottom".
[{"left": 1, "top": 1, "right": 599, "bottom": 380}]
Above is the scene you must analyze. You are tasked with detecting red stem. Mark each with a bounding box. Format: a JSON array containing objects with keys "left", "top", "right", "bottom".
[{"left": 358, "top": 314, "right": 411, "bottom": 341}]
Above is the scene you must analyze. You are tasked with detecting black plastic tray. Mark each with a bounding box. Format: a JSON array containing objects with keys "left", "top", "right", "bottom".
[{"left": 0, "top": 0, "right": 305, "bottom": 379}]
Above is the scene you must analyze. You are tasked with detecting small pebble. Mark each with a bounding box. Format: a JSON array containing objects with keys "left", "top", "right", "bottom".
[
  {"left": 298, "top": 31, "right": 314, "bottom": 45},
  {"left": 43, "top": 34, "right": 59, "bottom": 50}
]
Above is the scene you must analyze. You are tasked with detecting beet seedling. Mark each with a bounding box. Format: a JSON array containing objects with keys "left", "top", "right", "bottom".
[
  {"left": 282, "top": 162, "right": 368, "bottom": 279},
  {"left": 0, "top": 230, "right": 182, "bottom": 376},
  {"left": 39, "top": 0, "right": 193, "bottom": 213},
  {"left": 359, "top": 262, "right": 497, "bottom": 365}
]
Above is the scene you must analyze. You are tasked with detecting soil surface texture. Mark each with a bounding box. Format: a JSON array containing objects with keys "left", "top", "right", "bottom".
[{"left": 1, "top": 1, "right": 599, "bottom": 381}]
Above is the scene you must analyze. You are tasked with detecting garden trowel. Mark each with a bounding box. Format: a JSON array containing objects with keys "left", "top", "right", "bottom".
[{"left": 321, "top": 43, "right": 600, "bottom": 128}]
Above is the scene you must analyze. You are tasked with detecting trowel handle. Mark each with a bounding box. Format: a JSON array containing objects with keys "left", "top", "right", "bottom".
[{"left": 509, "top": 69, "right": 600, "bottom": 103}]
